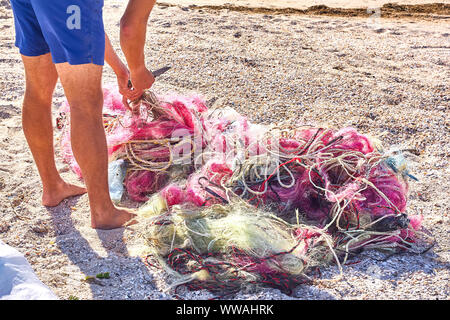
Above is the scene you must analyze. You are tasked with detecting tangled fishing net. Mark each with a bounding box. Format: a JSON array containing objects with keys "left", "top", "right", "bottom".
[{"left": 56, "top": 85, "right": 433, "bottom": 297}]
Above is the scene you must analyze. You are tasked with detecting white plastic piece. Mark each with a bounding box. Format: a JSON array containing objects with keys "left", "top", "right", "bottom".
[{"left": 0, "top": 240, "right": 58, "bottom": 300}]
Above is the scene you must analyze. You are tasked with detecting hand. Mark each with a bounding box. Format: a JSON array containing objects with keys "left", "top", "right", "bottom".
[
  {"left": 116, "top": 66, "right": 142, "bottom": 110},
  {"left": 129, "top": 65, "right": 155, "bottom": 93}
]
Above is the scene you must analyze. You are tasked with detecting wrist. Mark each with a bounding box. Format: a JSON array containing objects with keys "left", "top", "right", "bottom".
[
  {"left": 129, "top": 61, "right": 147, "bottom": 74},
  {"left": 114, "top": 63, "right": 129, "bottom": 79}
]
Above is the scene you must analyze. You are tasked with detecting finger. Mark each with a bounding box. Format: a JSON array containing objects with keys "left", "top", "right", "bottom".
[
  {"left": 124, "top": 92, "right": 141, "bottom": 102},
  {"left": 122, "top": 96, "right": 131, "bottom": 111},
  {"left": 120, "top": 88, "right": 141, "bottom": 101},
  {"left": 131, "top": 81, "right": 149, "bottom": 92},
  {"left": 129, "top": 90, "right": 143, "bottom": 101}
]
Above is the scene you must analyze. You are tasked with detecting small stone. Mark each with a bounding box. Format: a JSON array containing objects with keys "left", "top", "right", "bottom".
[{"left": 0, "top": 222, "right": 10, "bottom": 233}]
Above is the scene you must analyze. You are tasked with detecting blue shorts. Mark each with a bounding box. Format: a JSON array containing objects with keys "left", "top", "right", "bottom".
[{"left": 10, "top": 0, "right": 105, "bottom": 65}]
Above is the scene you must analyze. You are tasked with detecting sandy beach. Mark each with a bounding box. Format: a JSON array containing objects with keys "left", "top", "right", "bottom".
[
  {"left": 0, "top": 1, "right": 449, "bottom": 300},
  {"left": 162, "top": 0, "right": 450, "bottom": 10}
]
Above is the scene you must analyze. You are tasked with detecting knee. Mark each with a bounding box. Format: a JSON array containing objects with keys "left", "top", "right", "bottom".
[
  {"left": 23, "top": 85, "right": 53, "bottom": 107},
  {"left": 22, "top": 54, "right": 57, "bottom": 104},
  {"left": 68, "top": 90, "right": 104, "bottom": 118}
]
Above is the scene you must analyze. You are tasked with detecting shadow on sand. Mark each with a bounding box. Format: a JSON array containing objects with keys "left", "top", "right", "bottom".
[{"left": 45, "top": 195, "right": 158, "bottom": 300}]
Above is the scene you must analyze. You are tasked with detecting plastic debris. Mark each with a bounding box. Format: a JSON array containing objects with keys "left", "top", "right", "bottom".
[
  {"left": 0, "top": 240, "right": 58, "bottom": 300},
  {"left": 108, "top": 159, "right": 127, "bottom": 203}
]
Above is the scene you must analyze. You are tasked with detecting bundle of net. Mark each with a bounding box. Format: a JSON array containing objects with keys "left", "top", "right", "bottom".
[
  {"left": 56, "top": 84, "right": 210, "bottom": 202},
  {"left": 137, "top": 199, "right": 337, "bottom": 297},
  {"left": 56, "top": 85, "right": 432, "bottom": 295},
  {"left": 149, "top": 115, "right": 429, "bottom": 260},
  {"left": 211, "top": 124, "right": 430, "bottom": 259}
]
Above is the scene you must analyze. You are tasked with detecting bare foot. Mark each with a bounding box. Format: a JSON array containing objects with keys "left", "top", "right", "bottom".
[
  {"left": 42, "top": 181, "right": 87, "bottom": 207},
  {"left": 91, "top": 207, "right": 137, "bottom": 230}
]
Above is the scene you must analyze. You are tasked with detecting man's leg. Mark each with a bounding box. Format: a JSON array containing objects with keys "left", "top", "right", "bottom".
[
  {"left": 21, "top": 53, "right": 86, "bottom": 207},
  {"left": 55, "top": 62, "right": 134, "bottom": 229}
]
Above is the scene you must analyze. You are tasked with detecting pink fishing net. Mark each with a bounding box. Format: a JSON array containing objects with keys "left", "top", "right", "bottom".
[{"left": 57, "top": 84, "right": 426, "bottom": 258}]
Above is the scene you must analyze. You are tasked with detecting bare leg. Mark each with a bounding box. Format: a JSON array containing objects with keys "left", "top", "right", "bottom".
[
  {"left": 54, "top": 62, "right": 135, "bottom": 229},
  {"left": 21, "top": 53, "right": 86, "bottom": 207}
]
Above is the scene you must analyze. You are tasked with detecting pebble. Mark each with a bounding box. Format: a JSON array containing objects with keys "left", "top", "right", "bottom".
[{"left": 0, "top": 2, "right": 448, "bottom": 301}]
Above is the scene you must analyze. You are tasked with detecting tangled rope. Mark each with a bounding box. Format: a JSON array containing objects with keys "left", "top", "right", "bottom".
[{"left": 56, "top": 85, "right": 433, "bottom": 298}]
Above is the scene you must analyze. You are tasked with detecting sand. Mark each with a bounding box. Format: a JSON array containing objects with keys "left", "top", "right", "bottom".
[
  {"left": 0, "top": 0, "right": 449, "bottom": 300},
  {"left": 162, "top": 0, "right": 450, "bottom": 10}
]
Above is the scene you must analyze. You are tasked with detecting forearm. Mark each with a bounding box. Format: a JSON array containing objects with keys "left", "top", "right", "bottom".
[
  {"left": 104, "top": 34, "right": 142, "bottom": 103},
  {"left": 104, "top": 34, "right": 128, "bottom": 78},
  {"left": 120, "top": 0, "right": 156, "bottom": 72},
  {"left": 120, "top": 24, "right": 145, "bottom": 72}
]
